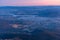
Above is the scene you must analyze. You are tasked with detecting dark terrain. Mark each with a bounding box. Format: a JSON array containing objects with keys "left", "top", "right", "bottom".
[{"left": 0, "top": 6, "right": 60, "bottom": 40}]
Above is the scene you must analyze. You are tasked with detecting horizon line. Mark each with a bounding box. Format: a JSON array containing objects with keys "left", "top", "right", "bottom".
[{"left": 0, "top": 5, "right": 60, "bottom": 7}]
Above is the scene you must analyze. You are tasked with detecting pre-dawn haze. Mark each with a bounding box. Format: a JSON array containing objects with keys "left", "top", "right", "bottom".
[
  {"left": 1, "top": 0, "right": 60, "bottom": 40},
  {"left": 0, "top": 0, "right": 60, "bottom": 6}
]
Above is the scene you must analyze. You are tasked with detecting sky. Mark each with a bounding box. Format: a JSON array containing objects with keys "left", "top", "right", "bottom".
[{"left": 0, "top": 0, "right": 60, "bottom": 6}]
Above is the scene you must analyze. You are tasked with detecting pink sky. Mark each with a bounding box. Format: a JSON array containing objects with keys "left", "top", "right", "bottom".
[{"left": 0, "top": 0, "right": 60, "bottom": 6}]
